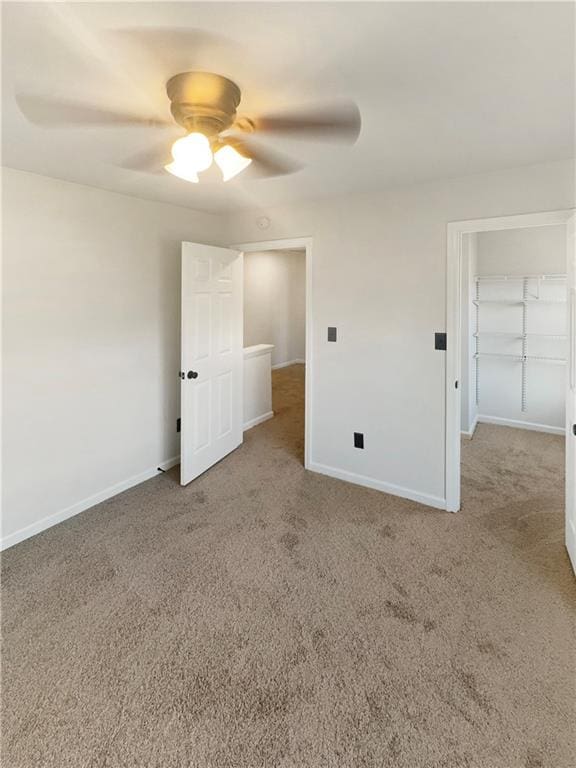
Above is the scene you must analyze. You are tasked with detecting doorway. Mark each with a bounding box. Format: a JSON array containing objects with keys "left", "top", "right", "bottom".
[
  {"left": 179, "top": 238, "right": 312, "bottom": 487},
  {"left": 235, "top": 237, "right": 313, "bottom": 468},
  {"left": 445, "top": 210, "right": 576, "bottom": 574}
]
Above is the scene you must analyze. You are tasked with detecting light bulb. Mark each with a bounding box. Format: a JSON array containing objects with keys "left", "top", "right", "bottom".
[
  {"left": 164, "top": 133, "right": 213, "bottom": 182},
  {"left": 214, "top": 144, "right": 252, "bottom": 181}
]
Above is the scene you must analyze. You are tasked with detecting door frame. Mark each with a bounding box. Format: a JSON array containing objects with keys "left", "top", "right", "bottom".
[
  {"left": 233, "top": 237, "right": 313, "bottom": 469},
  {"left": 446, "top": 209, "right": 575, "bottom": 513}
]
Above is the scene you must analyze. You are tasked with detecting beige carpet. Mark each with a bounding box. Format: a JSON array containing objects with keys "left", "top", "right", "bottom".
[{"left": 2, "top": 364, "right": 574, "bottom": 767}]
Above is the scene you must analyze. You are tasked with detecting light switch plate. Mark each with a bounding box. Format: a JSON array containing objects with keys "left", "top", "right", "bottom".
[{"left": 435, "top": 332, "right": 447, "bottom": 351}]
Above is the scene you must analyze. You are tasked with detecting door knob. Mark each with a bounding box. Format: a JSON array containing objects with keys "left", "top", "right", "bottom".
[{"left": 187, "top": 370, "right": 198, "bottom": 379}]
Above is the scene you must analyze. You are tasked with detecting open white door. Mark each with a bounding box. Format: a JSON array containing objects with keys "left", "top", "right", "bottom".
[
  {"left": 566, "top": 213, "right": 576, "bottom": 574},
  {"left": 180, "top": 242, "right": 243, "bottom": 486}
]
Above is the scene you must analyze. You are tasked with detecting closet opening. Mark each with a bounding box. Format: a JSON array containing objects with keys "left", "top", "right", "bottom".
[
  {"left": 461, "top": 227, "right": 567, "bottom": 440},
  {"left": 446, "top": 209, "right": 575, "bottom": 572}
]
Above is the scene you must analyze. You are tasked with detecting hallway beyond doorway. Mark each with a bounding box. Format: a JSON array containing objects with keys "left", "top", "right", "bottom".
[{"left": 270, "top": 364, "right": 305, "bottom": 463}]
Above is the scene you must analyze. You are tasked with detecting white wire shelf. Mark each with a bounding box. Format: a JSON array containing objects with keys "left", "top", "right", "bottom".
[
  {"left": 473, "top": 300, "right": 522, "bottom": 305},
  {"left": 473, "top": 299, "right": 566, "bottom": 306},
  {"left": 474, "top": 332, "right": 566, "bottom": 339},
  {"left": 473, "top": 273, "right": 568, "bottom": 412},
  {"left": 525, "top": 299, "right": 566, "bottom": 304},
  {"left": 527, "top": 332, "right": 567, "bottom": 338},
  {"left": 473, "top": 332, "right": 522, "bottom": 338},
  {"left": 474, "top": 352, "right": 566, "bottom": 364},
  {"left": 474, "top": 352, "right": 519, "bottom": 359},
  {"left": 475, "top": 273, "right": 567, "bottom": 282}
]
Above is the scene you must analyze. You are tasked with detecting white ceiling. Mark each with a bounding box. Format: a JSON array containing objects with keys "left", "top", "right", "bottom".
[{"left": 2, "top": 2, "right": 574, "bottom": 213}]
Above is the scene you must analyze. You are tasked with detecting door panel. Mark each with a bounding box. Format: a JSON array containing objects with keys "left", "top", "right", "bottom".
[
  {"left": 194, "top": 294, "right": 211, "bottom": 360},
  {"left": 217, "top": 372, "right": 233, "bottom": 437},
  {"left": 218, "top": 293, "right": 232, "bottom": 352},
  {"left": 181, "top": 242, "right": 243, "bottom": 486},
  {"left": 566, "top": 213, "right": 576, "bottom": 575}
]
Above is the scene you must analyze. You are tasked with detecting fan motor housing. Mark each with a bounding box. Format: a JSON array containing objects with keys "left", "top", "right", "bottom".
[{"left": 166, "top": 71, "right": 241, "bottom": 136}]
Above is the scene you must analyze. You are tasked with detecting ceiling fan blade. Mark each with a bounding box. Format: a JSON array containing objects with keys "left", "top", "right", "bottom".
[
  {"left": 226, "top": 138, "right": 303, "bottom": 178},
  {"left": 16, "top": 94, "right": 171, "bottom": 128},
  {"left": 120, "top": 141, "right": 176, "bottom": 174},
  {"left": 251, "top": 101, "right": 361, "bottom": 144}
]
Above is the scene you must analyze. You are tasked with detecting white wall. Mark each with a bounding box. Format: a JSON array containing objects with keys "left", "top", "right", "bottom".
[
  {"left": 476, "top": 225, "right": 566, "bottom": 275},
  {"left": 243, "top": 249, "right": 305, "bottom": 368},
  {"left": 472, "top": 224, "right": 567, "bottom": 432},
  {"left": 3, "top": 160, "right": 574, "bottom": 548},
  {"left": 227, "top": 160, "right": 575, "bottom": 508},
  {"left": 460, "top": 233, "right": 478, "bottom": 434},
  {"left": 2, "top": 168, "right": 223, "bottom": 548}
]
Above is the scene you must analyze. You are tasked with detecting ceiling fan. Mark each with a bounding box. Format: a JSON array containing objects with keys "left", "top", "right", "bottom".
[{"left": 16, "top": 70, "right": 361, "bottom": 183}]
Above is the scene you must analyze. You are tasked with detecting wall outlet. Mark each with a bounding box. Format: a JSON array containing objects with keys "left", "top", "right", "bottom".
[
  {"left": 354, "top": 432, "right": 364, "bottom": 449},
  {"left": 327, "top": 327, "right": 337, "bottom": 342}
]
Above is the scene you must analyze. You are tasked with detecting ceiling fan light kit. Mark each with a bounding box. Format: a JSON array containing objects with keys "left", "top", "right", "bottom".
[
  {"left": 164, "top": 72, "right": 253, "bottom": 183},
  {"left": 165, "top": 138, "right": 253, "bottom": 183}
]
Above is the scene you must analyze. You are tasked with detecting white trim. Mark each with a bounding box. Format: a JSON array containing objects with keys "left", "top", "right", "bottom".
[
  {"left": 0, "top": 455, "right": 180, "bottom": 551},
  {"left": 567, "top": 517, "right": 576, "bottom": 575},
  {"left": 448, "top": 210, "right": 574, "bottom": 236},
  {"left": 244, "top": 343, "right": 274, "bottom": 360},
  {"left": 461, "top": 416, "right": 479, "bottom": 439},
  {"left": 272, "top": 358, "right": 305, "bottom": 370},
  {"left": 446, "top": 209, "right": 575, "bottom": 512},
  {"left": 308, "top": 461, "right": 446, "bottom": 511},
  {"left": 477, "top": 414, "right": 565, "bottom": 436},
  {"left": 243, "top": 411, "right": 274, "bottom": 431},
  {"left": 446, "top": 224, "right": 462, "bottom": 511},
  {"left": 234, "top": 236, "right": 313, "bottom": 470}
]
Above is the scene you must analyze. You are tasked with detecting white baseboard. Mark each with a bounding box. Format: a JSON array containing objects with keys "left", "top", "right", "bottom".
[
  {"left": 243, "top": 411, "right": 274, "bottom": 431},
  {"left": 272, "top": 358, "right": 305, "bottom": 370},
  {"left": 461, "top": 416, "right": 479, "bottom": 440},
  {"left": 0, "top": 455, "right": 180, "bottom": 551},
  {"left": 308, "top": 461, "right": 446, "bottom": 511},
  {"left": 477, "top": 414, "right": 564, "bottom": 436}
]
